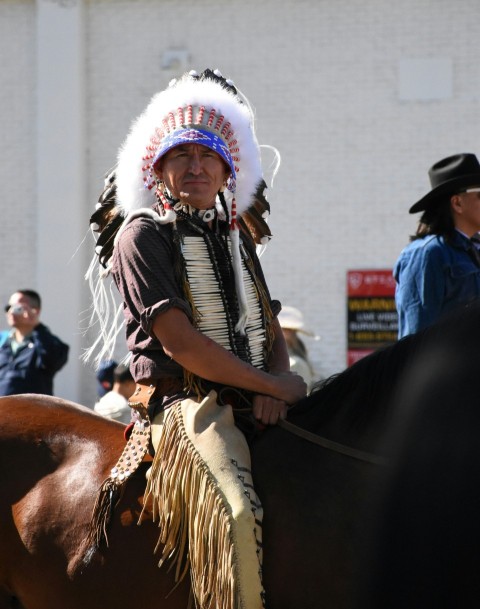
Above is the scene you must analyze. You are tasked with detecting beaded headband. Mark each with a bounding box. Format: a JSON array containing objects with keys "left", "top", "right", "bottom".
[{"left": 152, "top": 126, "right": 236, "bottom": 181}]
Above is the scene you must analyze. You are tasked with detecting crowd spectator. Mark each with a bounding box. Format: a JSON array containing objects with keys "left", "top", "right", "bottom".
[
  {"left": 94, "top": 363, "right": 135, "bottom": 423},
  {"left": 0, "top": 289, "right": 69, "bottom": 396},
  {"left": 95, "top": 358, "right": 117, "bottom": 398},
  {"left": 278, "top": 305, "right": 319, "bottom": 392},
  {"left": 394, "top": 153, "right": 480, "bottom": 337}
]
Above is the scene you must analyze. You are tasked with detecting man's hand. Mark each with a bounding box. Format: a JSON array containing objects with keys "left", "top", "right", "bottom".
[
  {"left": 252, "top": 394, "right": 288, "bottom": 426},
  {"left": 153, "top": 309, "right": 308, "bottom": 410},
  {"left": 24, "top": 304, "right": 39, "bottom": 323},
  {"left": 273, "top": 371, "right": 308, "bottom": 405},
  {"left": 8, "top": 301, "right": 40, "bottom": 337}
]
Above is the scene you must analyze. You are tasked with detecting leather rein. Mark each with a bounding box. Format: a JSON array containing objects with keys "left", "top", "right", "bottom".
[
  {"left": 277, "top": 418, "right": 387, "bottom": 466},
  {"left": 217, "top": 387, "right": 386, "bottom": 467}
]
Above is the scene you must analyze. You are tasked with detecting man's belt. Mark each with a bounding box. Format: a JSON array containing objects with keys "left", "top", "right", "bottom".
[{"left": 109, "top": 377, "right": 183, "bottom": 484}]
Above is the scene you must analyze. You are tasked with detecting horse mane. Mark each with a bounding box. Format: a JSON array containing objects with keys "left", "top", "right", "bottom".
[
  {"left": 287, "top": 300, "right": 480, "bottom": 442},
  {"left": 286, "top": 323, "right": 436, "bottom": 438},
  {"left": 288, "top": 334, "right": 420, "bottom": 429}
]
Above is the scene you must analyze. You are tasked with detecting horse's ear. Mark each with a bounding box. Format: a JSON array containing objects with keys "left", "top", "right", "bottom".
[{"left": 239, "top": 180, "right": 272, "bottom": 246}]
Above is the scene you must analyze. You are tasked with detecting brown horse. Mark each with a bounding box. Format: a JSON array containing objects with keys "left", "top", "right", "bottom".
[
  {"left": 0, "top": 395, "right": 191, "bottom": 609},
  {"left": 0, "top": 324, "right": 434, "bottom": 609}
]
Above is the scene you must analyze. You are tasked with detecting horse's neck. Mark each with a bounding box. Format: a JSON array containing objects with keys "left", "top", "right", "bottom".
[{"left": 288, "top": 337, "right": 421, "bottom": 454}]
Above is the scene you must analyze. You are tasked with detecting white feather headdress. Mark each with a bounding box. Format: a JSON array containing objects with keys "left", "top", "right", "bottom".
[
  {"left": 84, "top": 69, "right": 272, "bottom": 366},
  {"left": 115, "top": 69, "right": 263, "bottom": 222}
]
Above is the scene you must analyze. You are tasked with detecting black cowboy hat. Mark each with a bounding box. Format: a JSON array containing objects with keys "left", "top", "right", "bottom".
[{"left": 409, "top": 153, "right": 480, "bottom": 214}]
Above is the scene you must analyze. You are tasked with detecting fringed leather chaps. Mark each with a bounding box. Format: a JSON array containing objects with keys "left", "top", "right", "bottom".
[{"left": 144, "top": 390, "right": 265, "bottom": 609}]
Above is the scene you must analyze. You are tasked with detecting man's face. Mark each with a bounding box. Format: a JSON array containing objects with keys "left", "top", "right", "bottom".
[
  {"left": 5, "top": 293, "right": 39, "bottom": 329},
  {"left": 154, "top": 143, "right": 230, "bottom": 210},
  {"left": 452, "top": 187, "right": 480, "bottom": 236}
]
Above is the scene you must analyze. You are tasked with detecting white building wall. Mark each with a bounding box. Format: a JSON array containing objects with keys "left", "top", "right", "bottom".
[
  {"left": 36, "top": 0, "right": 86, "bottom": 401},
  {"left": 0, "top": 2, "right": 36, "bottom": 298},
  {"left": 1, "top": 0, "right": 479, "bottom": 406}
]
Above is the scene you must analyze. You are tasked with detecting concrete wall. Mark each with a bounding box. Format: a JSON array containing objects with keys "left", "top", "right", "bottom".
[{"left": 1, "top": 0, "right": 479, "bottom": 406}]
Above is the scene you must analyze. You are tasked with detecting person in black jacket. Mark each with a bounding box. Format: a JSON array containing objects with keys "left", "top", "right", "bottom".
[{"left": 0, "top": 289, "right": 69, "bottom": 396}]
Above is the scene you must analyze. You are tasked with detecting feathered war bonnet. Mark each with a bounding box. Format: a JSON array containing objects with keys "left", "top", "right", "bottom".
[
  {"left": 115, "top": 69, "right": 263, "bottom": 226},
  {"left": 86, "top": 69, "right": 272, "bottom": 364},
  {"left": 115, "top": 69, "right": 264, "bottom": 332}
]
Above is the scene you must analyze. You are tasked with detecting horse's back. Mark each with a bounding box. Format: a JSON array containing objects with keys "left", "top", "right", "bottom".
[
  {"left": 0, "top": 393, "right": 125, "bottom": 444},
  {"left": 0, "top": 394, "right": 190, "bottom": 609}
]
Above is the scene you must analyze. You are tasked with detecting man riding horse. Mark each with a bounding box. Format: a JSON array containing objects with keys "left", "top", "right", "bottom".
[{"left": 86, "top": 68, "right": 306, "bottom": 609}]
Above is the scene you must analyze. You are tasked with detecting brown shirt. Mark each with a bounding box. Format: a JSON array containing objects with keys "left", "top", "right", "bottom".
[{"left": 111, "top": 212, "right": 279, "bottom": 384}]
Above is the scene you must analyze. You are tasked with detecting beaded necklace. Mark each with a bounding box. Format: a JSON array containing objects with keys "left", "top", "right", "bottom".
[{"left": 171, "top": 210, "right": 274, "bottom": 394}]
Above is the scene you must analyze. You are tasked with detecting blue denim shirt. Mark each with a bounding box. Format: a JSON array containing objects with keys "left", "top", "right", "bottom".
[{"left": 394, "top": 231, "right": 480, "bottom": 338}]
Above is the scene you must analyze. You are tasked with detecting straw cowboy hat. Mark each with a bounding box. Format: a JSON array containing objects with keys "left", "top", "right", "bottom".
[
  {"left": 278, "top": 306, "right": 320, "bottom": 339},
  {"left": 409, "top": 153, "right": 480, "bottom": 214}
]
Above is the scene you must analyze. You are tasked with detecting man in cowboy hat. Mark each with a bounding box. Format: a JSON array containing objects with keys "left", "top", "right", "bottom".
[
  {"left": 394, "top": 153, "right": 480, "bottom": 338},
  {"left": 278, "top": 306, "right": 319, "bottom": 392}
]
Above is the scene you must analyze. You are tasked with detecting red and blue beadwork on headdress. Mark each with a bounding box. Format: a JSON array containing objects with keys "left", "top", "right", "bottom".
[{"left": 152, "top": 126, "right": 237, "bottom": 188}]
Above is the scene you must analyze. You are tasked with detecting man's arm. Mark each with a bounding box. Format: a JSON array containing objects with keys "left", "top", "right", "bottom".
[
  {"left": 265, "top": 317, "right": 291, "bottom": 373},
  {"left": 250, "top": 317, "right": 292, "bottom": 424},
  {"left": 152, "top": 308, "right": 306, "bottom": 410},
  {"left": 400, "top": 244, "right": 445, "bottom": 334},
  {"left": 32, "top": 324, "right": 69, "bottom": 374}
]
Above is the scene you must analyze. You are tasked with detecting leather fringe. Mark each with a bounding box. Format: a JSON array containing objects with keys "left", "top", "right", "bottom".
[
  {"left": 85, "top": 478, "right": 122, "bottom": 554},
  {"left": 142, "top": 404, "right": 239, "bottom": 609}
]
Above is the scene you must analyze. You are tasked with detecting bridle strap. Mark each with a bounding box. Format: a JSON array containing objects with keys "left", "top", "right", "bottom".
[
  {"left": 218, "top": 386, "right": 386, "bottom": 466},
  {"left": 277, "top": 419, "right": 387, "bottom": 466}
]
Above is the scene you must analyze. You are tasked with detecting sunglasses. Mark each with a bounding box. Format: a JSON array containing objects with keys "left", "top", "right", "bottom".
[
  {"left": 463, "top": 187, "right": 480, "bottom": 193},
  {"left": 4, "top": 304, "right": 25, "bottom": 315}
]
